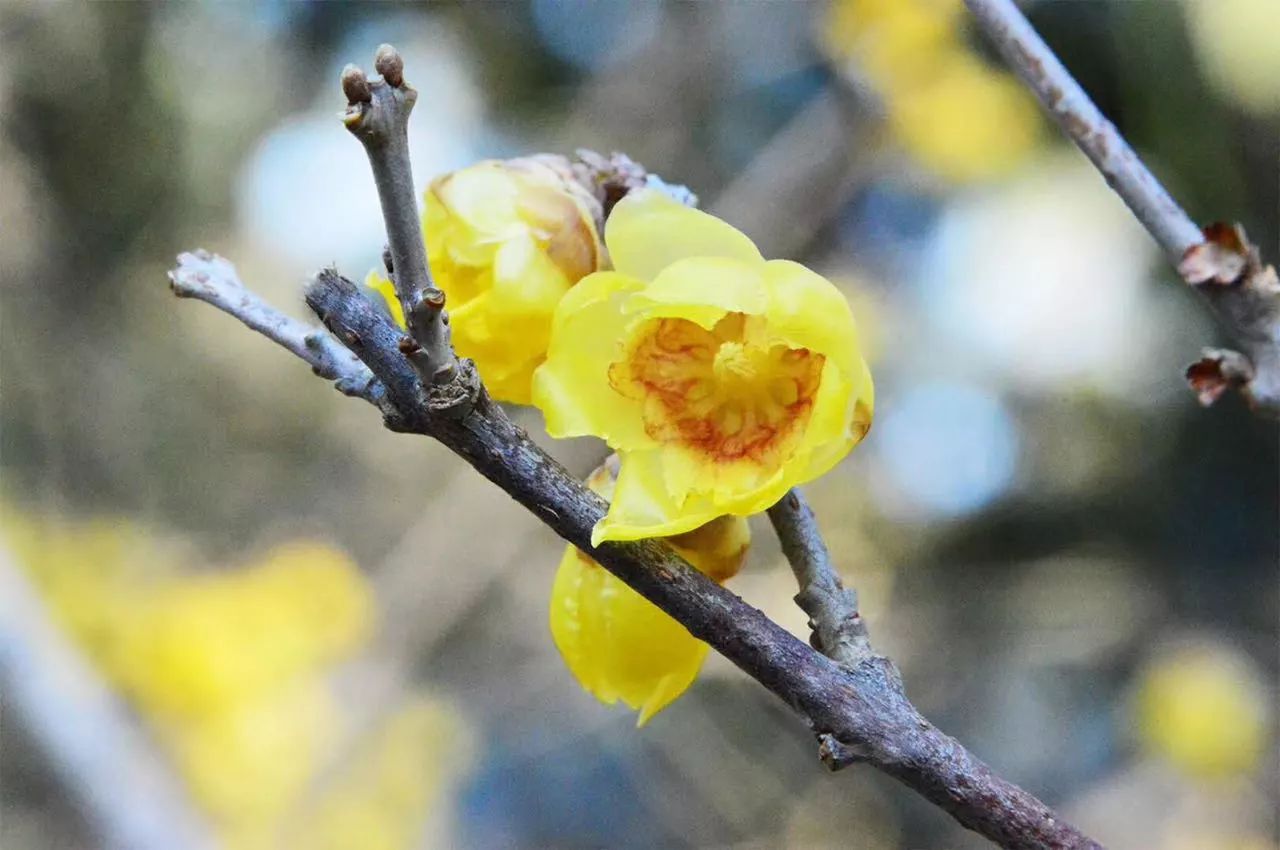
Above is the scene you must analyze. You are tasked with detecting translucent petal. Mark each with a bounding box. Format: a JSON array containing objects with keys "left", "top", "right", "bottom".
[
  {"left": 762, "top": 260, "right": 861, "bottom": 376},
  {"left": 593, "top": 448, "right": 721, "bottom": 544},
  {"left": 549, "top": 546, "right": 709, "bottom": 726},
  {"left": 531, "top": 273, "right": 652, "bottom": 449},
  {"left": 606, "top": 190, "right": 763, "bottom": 282},
  {"left": 623, "top": 256, "right": 767, "bottom": 329}
]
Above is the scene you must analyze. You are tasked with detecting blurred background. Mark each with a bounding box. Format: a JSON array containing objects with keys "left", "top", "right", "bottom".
[{"left": 1, "top": 2, "right": 1276, "bottom": 849}]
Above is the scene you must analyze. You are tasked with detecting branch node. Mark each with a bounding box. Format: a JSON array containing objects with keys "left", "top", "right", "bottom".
[{"left": 818, "top": 733, "right": 867, "bottom": 770}]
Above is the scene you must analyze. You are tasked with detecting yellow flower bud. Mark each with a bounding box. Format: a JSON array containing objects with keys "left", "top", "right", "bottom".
[
  {"left": 371, "top": 157, "right": 603, "bottom": 403},
  {"left": 532, "top": 190, "right": 874, "bottom": 544},
  {"left": 549, "top": 460, "right": 750, "bottom": 725}
]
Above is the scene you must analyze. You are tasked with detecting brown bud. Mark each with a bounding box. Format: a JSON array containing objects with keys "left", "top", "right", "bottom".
[
  {"left": 374, "top": 44, "right": 404, "bottom": 87},
  {"left": 341, "top": 64, "right": 371, "bottom": 104}
]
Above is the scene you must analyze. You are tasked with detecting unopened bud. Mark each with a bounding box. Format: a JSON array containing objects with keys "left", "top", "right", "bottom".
[
  {"left": 374, "top": 44, "right": 404, "bottom": 87},
  {"left": 341, "top": 64, "right": 371, "bottom": 104}
]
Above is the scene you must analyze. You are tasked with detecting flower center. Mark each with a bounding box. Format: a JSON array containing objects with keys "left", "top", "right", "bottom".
[{"left": 608, "top": 314, "right": 824, "bottom": 464}]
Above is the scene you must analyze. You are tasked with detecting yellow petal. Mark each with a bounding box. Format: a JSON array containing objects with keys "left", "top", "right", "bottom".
[
  {"left": 669, "top": 515, "right": 751, "bottom": 583},
  {"left": 623, "top": 256, "right": 767, "bottom": 330},
  {"left": 549, "top": 546, "right": 709, "bottom": 726},
  {"left": 366, "top": 270, "right": 405, "bottom": 329},
  {"left": 606, "top": 190, "right": 763, "bottom": 282},
  {"left": 431, "top": 163, "right": 523, "bottom": 242},
  {"left": 762, "top": 260, "right": 861, "bottom": 376},
  {"left": 593, "top": 448, "right": 722, "bottom": 544},
  {"left": 532, "top": 272, "right": 653, "bottom": 449}
]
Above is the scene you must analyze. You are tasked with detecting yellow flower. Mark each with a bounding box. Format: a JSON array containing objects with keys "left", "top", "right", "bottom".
[
  {"left": 550, "top": 462, "right": 750, "bottom": 725},
  {"left": 371, "top": 157, "right": 603, "bottom": 404},
  {"left": 532, "top": 190, "right": 874, "bottom": 543},
  {"left": 819, "top": 0, "right": 1041, "bottom": 182},
  {"left": 888, "top": 54, "right": 1042, "bottom": 183},
  {"left": 1135, "top": 643, "right": 1270, "bottom": 779}
]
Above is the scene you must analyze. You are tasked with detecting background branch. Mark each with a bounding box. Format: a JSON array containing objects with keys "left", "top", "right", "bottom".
[
  {"left": 963, "top": 0, "right": 1280, "bottom": 416},
  {"left": 0, "top": 546, "right": 218, "bottom": 850}
]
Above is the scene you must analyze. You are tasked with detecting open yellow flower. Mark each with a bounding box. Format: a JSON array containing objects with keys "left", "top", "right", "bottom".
[
  {"left": 532, "top": 190, "right": 874, "bottom": 544},
  {"left": 372, "top": 157, "right": 603, "bottom": 404},
  {"left": 550, "top": 462, "right": 749, "bottom": 725}
]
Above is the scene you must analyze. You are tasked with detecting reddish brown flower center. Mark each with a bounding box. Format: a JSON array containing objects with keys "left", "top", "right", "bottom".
[{"left": 608, "top": 313, "right": 824, "bottom": 464}]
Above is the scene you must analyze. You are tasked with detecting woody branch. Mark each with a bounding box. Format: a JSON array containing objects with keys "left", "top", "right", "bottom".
[{"left": 963, "top": 0, "right": 1280, "bottom": 417}]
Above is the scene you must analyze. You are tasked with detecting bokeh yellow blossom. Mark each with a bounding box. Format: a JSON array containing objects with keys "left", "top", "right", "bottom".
[
  {"left": 1186, "top": 0, "right": 1280, "bottom": 116},
  {"left": 532, "top": 190, "right": 874, "bottom": 543},
  {"left": 372, "top": 156, "right": 603, "bottom": 403},
  {"left": 821, "top": 0, "right": 1042, "bottom": 182},
  {"left": 550, "top": 461, "right": 750, "bottom": 725},
  {"left": 1135, "top": 642, "right": 1271, "bottom": 779},
  {"left": 2, "top": 508, "right": 471, "bottom": 849},
  {"left": 294, "top": 698, "right": 474, "bottom": 850}
]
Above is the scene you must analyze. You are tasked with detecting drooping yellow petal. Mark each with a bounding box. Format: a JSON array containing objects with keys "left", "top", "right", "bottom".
[
  {"left": 532, "top": 272, "right": 653, "bottom": 449},
  {"left": 605, "top": 190, "right": 763, "bottom": 282},
  {"left": 549, "top": 546, "right": 710, "bottom": 726},
  {"left": 762, "top": 260, "right": 862, "bottom": 377},
  {"left": 552, "top": 461, "right": 750, "bottom": 724},
  {"left": 594, "top": 447, "right": 721, "bottom": 544}
]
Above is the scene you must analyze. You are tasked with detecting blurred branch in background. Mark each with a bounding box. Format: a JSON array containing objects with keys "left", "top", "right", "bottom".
[
  {"left": 964, "top": 0, "right": 1280, "bottom": 417},
  {"left": 0, "top": 545, "right": 218, "bottom": 850}
]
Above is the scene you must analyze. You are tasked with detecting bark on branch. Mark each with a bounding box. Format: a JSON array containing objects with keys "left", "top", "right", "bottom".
[{"left": 962, "top": 0, "right": 1280, "bottom": 417}]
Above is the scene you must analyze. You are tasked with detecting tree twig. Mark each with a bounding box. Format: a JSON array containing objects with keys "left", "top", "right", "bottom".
[
  {"left": 766, "top": 488, "right": 873, "bottom": 670},
  {"left": 341, "top": 46, "right": 459, "bottom": 390},
  {"left": 0, "top": 545, "right": 218, "bottom": 850},
  {"left": 168, "top": 250, "right": 384, "bottom": 405},
  {"left": 168, "top": 243, "right": 1101, "bottom": 850},
  {"left": 962, "top": 0, "right": 1280, "bottom": 417}
]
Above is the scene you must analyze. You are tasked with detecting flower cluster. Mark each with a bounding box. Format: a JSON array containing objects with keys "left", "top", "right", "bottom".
[
  {"left": 821, "top": 0, "right": 1041, "bottom": 182},
  {"left": 388, "top": 160, "right": 872, "bottom": 720}
]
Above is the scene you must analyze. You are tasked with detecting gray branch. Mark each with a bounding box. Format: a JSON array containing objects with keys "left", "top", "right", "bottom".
[
  {"left": 168, "top": 250, "right": 384, "bottom": 404},
  {"left": 767, "top": 488, "right": 873, "bottom": 669},
  {"left": 0, "top": 545, "right": 218, "bottom": 850},
  {"left": 341, "top": 47, "right": 458, "bottom": 388},
  {"left": 963, "top": 0, "right": 1280, "bottom": 417}
]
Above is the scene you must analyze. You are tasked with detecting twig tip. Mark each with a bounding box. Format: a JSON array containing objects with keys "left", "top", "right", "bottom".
[
  {"left": 341, "top": 63, "right": 372, "bottom": 104},
  {"left": 374, "top": 44, "right": 404, "bottom": 87}
]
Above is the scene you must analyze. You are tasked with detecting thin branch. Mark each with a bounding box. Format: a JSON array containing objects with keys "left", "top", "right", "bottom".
[
  {"left": 963, "top": 0, "right": 1280, "bottom": 417},
  {"left": 0, "top": 545, "right": 218, "bottom": 850},
  {"left": 341, "top": 46, "right": 457, "bottom": 388},
  {"left": 964, "top": 0, "right": 1199, "bottom": 261},
  {"left": 766, "top": 488, "right": 872, "bottom": 669},
  {"left": 294, "top": 267, "right": 1101, "bottom": 850},
  {"left": 168, "top": 250, "right": 384, "bottom": 405}
]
